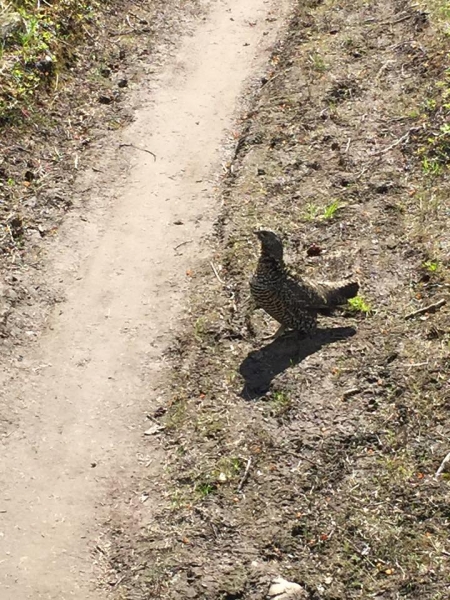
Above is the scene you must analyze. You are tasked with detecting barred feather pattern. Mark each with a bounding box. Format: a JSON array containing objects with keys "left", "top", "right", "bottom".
[{"left": 250, "top": 231, "right": 359, "bottom": 333}]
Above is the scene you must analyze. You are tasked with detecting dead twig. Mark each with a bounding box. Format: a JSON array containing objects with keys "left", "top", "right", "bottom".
[
  {"left": 389, "top": 13, "right": 415, "bottom": 25},
  {"left": 370, "top": 126, "right": 421, "bottom": 156},
  {"left": 263, "top": 67, "right": 292, "bottom": 89},
  {"left": 342, "top": 387, "right": 360, "bottom": 400},
  {"left": 174, "top": 240, "right": 193, "bottom": 252},
  {"left": 405, "top": 299, "right": 446, "bottom": 320},
  {"left": 237, "top": 458, "right": 252, "bottom": 492},
  {"left": 111, "top": 27, "right": 151, "bottom": 37},
  {"left": 210, "top": 261, "right": 226, "bottom": 285},
  {"left": 113, "top": 575, "right": 126, "bottom": 588},
  {"left": 435, "top": 451, "right": 450, "bottom": 479},
  {"left": 375, "top": 60, "right": 395, "bottom": 81},
  {"left": 119, "top": 143, "right": 156, "bottom": 161}
]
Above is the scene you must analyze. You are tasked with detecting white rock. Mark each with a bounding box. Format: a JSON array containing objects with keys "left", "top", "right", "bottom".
[{"left": 268, "top": 576, "right": 306, "bottom": 599}]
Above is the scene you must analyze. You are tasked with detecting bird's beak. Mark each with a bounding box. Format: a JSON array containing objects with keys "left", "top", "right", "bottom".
[{"left": 253, "top": 230, "right": 262, "bottom": 238}]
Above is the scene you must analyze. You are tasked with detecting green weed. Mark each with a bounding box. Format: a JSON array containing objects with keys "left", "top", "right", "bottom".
[
  {"left": 422, "top": 157, "right": 443, "bottom": 175},
  {"left": 196, "top": 481, "right": 215, "bottom": 498},
  {"left": 309, "top": 51, "right": 327, "bottom": 72},
  {"left": 322, "top": 200, "right": 341, "bottom": 220},
  {"left": 347, "top": 295, "right": 372, "bottom": 314},
  {"left": 304, "top": 202, "right": 320, "bottom": 221},
  {"left": 269, "top": 390, "right": 292, "bottom": 416},
  {"left": 423, "top": 260, "right": 440, "bottom": 273},
  {"left": 194, "top": 317, "right": 206, "bottom": 339}
]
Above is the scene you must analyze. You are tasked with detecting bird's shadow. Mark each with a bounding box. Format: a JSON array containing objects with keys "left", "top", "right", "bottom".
[{"left": 239, "top": 326, "right": 356, "bottom": 400}]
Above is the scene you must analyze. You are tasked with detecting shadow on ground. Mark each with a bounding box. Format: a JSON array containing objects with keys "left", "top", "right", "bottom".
[{"left": 239, "top": 326, "right": 356, "bottom": 399}]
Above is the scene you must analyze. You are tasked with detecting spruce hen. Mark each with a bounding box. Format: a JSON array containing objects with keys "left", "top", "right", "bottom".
[{"left": 250, "top": 230, "right": 359, "bottom": 339}]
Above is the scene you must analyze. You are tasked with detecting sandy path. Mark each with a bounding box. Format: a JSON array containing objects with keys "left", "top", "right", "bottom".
[{"left": 0, "top": 1, "right": 289, "bottom": 598}]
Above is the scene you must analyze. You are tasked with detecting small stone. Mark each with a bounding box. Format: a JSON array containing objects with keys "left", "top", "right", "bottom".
[
  {"left": 306, "top": 244, "right": 322, "bottom": 257},
  {"left": 268, "top": 577, "right": 306, "bottom": 599},
  {"left": 144, "top": 424, "right": 165, "bottom": 436},
  {"left": 98, "top": 95, "right": 113, "bottom": 105}
]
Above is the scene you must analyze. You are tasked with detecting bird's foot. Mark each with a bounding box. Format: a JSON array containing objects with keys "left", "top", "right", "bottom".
[{"left": 262, "top": 325, "right": 286, "bottom": 341}]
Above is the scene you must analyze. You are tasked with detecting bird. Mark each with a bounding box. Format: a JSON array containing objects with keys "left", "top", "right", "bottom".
[{"left": 249, "top": 230, "right": 359, "bottom": 339}]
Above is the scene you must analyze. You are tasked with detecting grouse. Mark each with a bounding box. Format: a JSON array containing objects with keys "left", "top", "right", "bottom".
[{"left": 250, "top": 230, "right": 359, "bottom": 339}]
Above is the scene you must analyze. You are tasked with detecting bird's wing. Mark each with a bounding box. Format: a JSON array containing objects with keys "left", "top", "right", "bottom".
[{"left": 283, "top": 275, "right": 329, "bottom": 311}]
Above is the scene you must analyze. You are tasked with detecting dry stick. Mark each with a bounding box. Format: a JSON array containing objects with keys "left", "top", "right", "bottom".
[
  {"left": 390, "top": 13, "right": 415, "bottom": 25},
  {"left": 342, "top": 388, "right": 360, "bottom": 400},
  {"left": 264, "top": 67, "right": 293, "bottom": 89},
  {"left": 174, "top": 240, "right": 193, "bottom": 252},
  {"left": 405, "top": 299, "right": 446, "bottom": 320},
  {"left": 210, "top": 261, "right": 226, "bottom": 285},
  {"left": 375, "top": 60, "right": 395, "bottom": 81},
  {"left": 370, "top": 126, "right": 421, "bottom": 156},
  {"left": 111, "top": 27, "right": 150, "bottom": 37},
  {"left": 119, "top": 143, "right": 156, "bottom": 161},
  {"left": 435, "top": 451, "right": 450, "bottom": 479},
  {"left": 237, "top": 458, "right": 252, "bottom": 492},
  {"left": 113, "top": 575, "right": 126, "bottom": 588}
]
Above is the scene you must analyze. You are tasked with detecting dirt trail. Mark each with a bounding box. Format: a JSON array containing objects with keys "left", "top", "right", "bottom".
[{"left": 0, "top": 2, "right": 289, "bottom": 598}]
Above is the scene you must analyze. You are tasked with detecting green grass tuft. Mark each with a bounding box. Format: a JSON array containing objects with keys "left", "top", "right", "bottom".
[{"left": 347, "top": 295, "right": 372, "bottom": 314}]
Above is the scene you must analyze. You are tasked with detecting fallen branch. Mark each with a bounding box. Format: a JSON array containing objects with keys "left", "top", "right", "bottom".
[
  {"left": 237, "top": 458, "right": 252, "bottom": 492},
  {"left": 405, "top": 299, "right": 446, "bottom": 320},
  {"left": 435, "top": 451, "right": 450, "bottom": 479},
  {"left": 119, "top": 143, "right": 156, "bottom": 161}
]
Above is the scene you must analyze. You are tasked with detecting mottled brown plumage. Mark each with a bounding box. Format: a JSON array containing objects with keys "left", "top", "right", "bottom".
[{"left": 250, "top": 230, "right": 359, "bottom": 338}]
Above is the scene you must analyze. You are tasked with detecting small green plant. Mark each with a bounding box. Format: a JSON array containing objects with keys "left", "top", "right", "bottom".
[
  {"left": 347, "top": 295, "right": 372, "bottom": 314},
  {"left": 196, "top": 481, "right": 215, "bottom": 498},
  {"left": 423, "top": 260, "right": 439, "bottom": 273},
  {"left": 322, "top": 200, "right": 341, "bottom": 220},
  {"left": 422, "top": 157, "right": 443, "bottom": 175},
  {"left": 423, "top": 98, "right": 437, "bottom": 112},
  {"left": 212, "top": 456, "right": 243, "bottom": 483},
  {"left": 270, "top": 390, "right": 292, "bottom": 416},
  {"left": 194, "top": 317, "right": 206, "bottom": 339},
  {"left": 304, "top": 202, "right": 320, "bottom": 221},
  {"left": 304, "top": 201, "right": 342, "bottom": 221},
  {"left": 309, "top": 51, "right": 327, "bottom": 72}
]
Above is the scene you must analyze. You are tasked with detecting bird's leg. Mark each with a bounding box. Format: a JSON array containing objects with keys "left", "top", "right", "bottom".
[{"left": 262, "top": 324, "right": 286, "bottom": 341}]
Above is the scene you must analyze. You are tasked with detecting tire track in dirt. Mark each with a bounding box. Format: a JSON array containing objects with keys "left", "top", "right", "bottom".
[{"left": 0, "top": 1, "right": 291, "bottom": 598}]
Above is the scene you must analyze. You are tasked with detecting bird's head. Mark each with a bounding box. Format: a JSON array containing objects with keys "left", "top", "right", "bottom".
[{"left": 254, "top": 230, "right": 284, "bottom": 261}]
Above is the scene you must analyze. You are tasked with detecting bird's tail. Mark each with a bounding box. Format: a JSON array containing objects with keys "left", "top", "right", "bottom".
[{"left": 315, "top": 280, "right": 360, "bottom": 309}]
